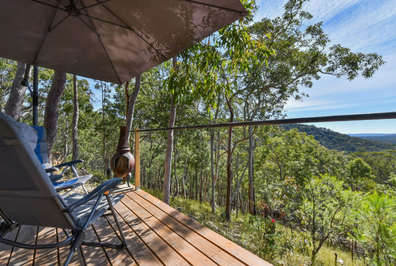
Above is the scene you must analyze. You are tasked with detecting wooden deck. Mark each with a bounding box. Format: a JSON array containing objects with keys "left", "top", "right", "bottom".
[{"left": 0, "top": 188, "right": 271, "bottom": 266}]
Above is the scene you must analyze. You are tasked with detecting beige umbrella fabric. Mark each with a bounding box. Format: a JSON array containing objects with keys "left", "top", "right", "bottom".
[{"left": 0, "top": 0, "right": 247, "bottom": 84}]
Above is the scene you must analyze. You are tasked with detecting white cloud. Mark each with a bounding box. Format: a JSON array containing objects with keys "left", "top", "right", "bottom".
[
  {"left": 304, "top": 0, "right": 396, "bottom": 54},
  {"left": 255, "top": 0, "right": 396, "bottom": 133},
  {"left": 255, "top": 0, "right": 396, "bottom": 54}
]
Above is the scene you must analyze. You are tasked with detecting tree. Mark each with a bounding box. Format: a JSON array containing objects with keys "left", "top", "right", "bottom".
[
  {"left": 0, "top": 59, "right": 17, "bottom": 112},
  {"left": 71, "top": 74, "right": 79, "bottom": 161},
  {"left": 163, "top": 57, "right": 178, "bottom": 204},
  {"left": 126, "top": 75, "right": 141, "bottom": 139},
  {"left": 5, "top": 62, "right": 29, "bottom": 121},
  {"left": 300, "top": 174, "right": 356, "bottom": 265},
  {"left": 223, "top": 0, "right": 384, "bottom": 218},
  {"left": 44, "top": 70, "right": 66, "bottom": 161},
  {"left": 355, "top": 192, "right": 396, "bottom": 265},
  {"left": 347, "top": 158, "right": 374, "bottom": 191}
]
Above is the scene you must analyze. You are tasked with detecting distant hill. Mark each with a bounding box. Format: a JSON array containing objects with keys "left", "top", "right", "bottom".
[
  {"left": 280, "top": 124, "right": 396, "bottom": 152},
  {"left": 348, "top": 133, "right": 396, "bottom": 145}
]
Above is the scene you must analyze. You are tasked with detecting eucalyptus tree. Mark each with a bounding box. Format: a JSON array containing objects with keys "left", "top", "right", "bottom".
[
  {"left": 71, "top": 75, "right": 79, "bottom": 161},
  {"left": 300, "top": 175, "right": 356, "bottom": 265},
  {"left": 220, "top": 0, "right": 385, "bottom": 217},
  {"left": 5, "top": 62, "right": 29, "bottom": 121},
  {"left": 44, "top": 71, "right": 67, "bottom": 161},
  {"left": 0, "top": 60, "right": 18, "bottom": 114},
  {"left": 160, "top": 0, "right": 273, "bottom": 215}
]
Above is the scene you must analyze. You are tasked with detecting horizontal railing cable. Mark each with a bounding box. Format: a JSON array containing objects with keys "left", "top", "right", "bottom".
[{"left": 134, "top": 111, "right": 396, "bottom": 132}]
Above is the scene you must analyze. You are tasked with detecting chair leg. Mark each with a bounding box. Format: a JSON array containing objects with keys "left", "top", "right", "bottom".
[
  {"left": 64, "top": 231, "right": 85, "bottom": 266},
  {"left": 105, "top": 194, "right": 127, "bottom": 246},
  {"left": 82, "top": 185, "right": 89, "bottom": 194},
  {"left": 64, "top": 247, "right": 75, "bottom": 266}
]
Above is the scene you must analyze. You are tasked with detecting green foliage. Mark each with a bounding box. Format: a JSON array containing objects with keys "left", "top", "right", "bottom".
[
  {"left": 347, "top": 158, "right": 375, "bottom": 191},
  {"left": 354, "top": 192, "right": 396, "bottom": 265},
  {"left": 0, "top": 59, "right": 16, "bottom": 111},
  {"left": 0, "top": 0, "right": 392, "bottom": 265},
  {"left": 299, "top": 174, "right": 357, "bottom": 264},
  {"left": 350, "top": 150, "right": 396, "bottom": 190}
]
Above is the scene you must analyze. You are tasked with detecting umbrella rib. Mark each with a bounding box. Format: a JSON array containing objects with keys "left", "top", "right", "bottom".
[
  {"left": 97, "top": 38, "right": 122, "bottom": 84},
  {"left": 54, "top": 0, "right": 67, "bottom": 8},
  {"left": 181, "top": 0, "right": 247, "bottom": 15},
  {"left": 79, "top": 0, "right": 111, "bottom": 11},
  {"left": 77, "top": 16, "right": 98, "bottom": 35},
  {"left": 94, "top": 2, "right": 168, "bottom": 60},
  {"left": 78, "top": 13, "right": 122, "bottom": 84},
  {"left": 79, "top": 13, "right": 128, "bottom": 29},
  {"left": 33, "top": 4, "right": 60, "bottom": 64},
  {"left": 49, "top": 14, "right": 71, "bottom": 32},
  {"left": 31, "top": 0, "right": 66, "bottom": 12}
]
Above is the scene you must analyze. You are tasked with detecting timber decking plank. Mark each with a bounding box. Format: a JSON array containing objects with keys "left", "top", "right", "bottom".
[
  {"left": 126, "top": 192, "right": 245, "bottom": 266},
  {"left": 8, "top": 225, "right": 37, "bottom": 266},
  {"left": 110, "top": 207, "right": 163, "bottom": 266},
  {"left": 34, "top": 227, "right": 58, "bottom": 266},
  {"left": 92, "top": 216, "right": 136, "bottom": 266},
  {"left": 115, "top": 200, "right": 188, "bottom": 266},
  {"left": 122, "top": 194, "right": 216, "bottom": 266},
  {"left": 80, "top": 224, "right": 111, "bottom": 266},
  {"left": 134, "top": 190, "right": 272, "bottom": 266},
  {"left": 2, "top": 188, "right": 272, "bottom": 266},
  {"left": 0, "top": 226, "right": 19, "bottom": 265}
]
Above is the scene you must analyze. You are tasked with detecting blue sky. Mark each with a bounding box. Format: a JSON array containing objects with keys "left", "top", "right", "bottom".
[{"left": 256, "top": 0, "right": 396, "bottom": 133}]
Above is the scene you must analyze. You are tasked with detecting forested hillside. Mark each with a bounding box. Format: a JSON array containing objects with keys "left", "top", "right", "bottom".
[
  {"left": 1, "top": 1, "right": 395, "bottom": 265},
  {"left": 349, "top": 133, "right": 396, "bottom": 144},
  {"left": 281, "top": 124, "right": 396, "bottom": 152}
]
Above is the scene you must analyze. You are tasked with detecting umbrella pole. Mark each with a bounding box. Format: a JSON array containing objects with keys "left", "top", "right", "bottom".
[{"left": 32, "top": 66, "right": 38, "bottom": 126}]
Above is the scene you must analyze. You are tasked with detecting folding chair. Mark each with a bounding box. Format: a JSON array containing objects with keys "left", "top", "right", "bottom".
[
  {"left": 0, "top": 112, "right": 127, "bottom": 266},
  {"left": 31, "top": 125, "right": 92, "bottom": 195}
]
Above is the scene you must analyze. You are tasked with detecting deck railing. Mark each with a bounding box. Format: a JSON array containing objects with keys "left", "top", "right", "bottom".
[{"left": 132, "top": 111, "right": 396, "bottom": 189}]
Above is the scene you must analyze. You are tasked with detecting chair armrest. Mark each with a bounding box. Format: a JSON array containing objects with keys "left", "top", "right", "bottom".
[
  {"left": 55, "top": 160, "right": 84, "bottom": 168},
  {"left": 49, "top": 175, "right": 63, "bottom": 183},
  {"left": 63, "top": 178, "right": 122, "bottom": 213},
  {"left": 45, "top": 167, "right": 59, "bottom": 173}
]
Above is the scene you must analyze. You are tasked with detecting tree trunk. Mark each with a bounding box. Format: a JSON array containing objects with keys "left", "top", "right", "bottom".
[
  {"left": 163, "top": 57, "right": 177, "bottom": 204},
  {"left": 225, "top": 104, "right": 234, "bottom": 221},
  {"left": 199, "top": 169, "right": 203, "bottom": 203},
  {"left": 210, "top": 94, "right": 221, "bottom": 212},
  {"left": 126, "top": 75, "right": 141, "bottom": 138},
  {"left": 204, "top": 172, "right": 208, "bottom": 203},
  {"left": 195, "top": 169, "right": 198, "bottom": 201},
  {"left": 5, "top": 62, "right": 28, "bottom": 121},
  {"left": 189, "top": 175, "right": 193, "bottom": 199},
  {"left": 44, "top": 71, "right": 66, "bottom": 162},
  {"left": 210, "top": 129, "right": 216, "bottom": 212},
  {"left": 217, "top": 173, "right": 221, "bottom": 206},
  {"left": 71, "top": 75, "right": 79, "bottom": 161},
  {"left": 172, "top": 140, "right": 179, "bottom": 197},
  {"left": 248, "top": 126, "right": 256, "bottom": 215},
  {"left": 182, "top": 157, "right": 188, "bottom": 198}
]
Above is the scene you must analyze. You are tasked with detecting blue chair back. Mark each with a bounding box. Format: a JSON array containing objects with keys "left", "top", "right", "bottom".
[{"left": 31, "top": 126, "right": 51, "bottom": 168}]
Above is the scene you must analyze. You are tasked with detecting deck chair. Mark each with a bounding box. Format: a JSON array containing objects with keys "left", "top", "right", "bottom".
[
  {"left": 30, "top": 125, "right": 92, "bottom": 195},
  {"left": 0, "top": 112, "right": 127, "bottom": 266}
]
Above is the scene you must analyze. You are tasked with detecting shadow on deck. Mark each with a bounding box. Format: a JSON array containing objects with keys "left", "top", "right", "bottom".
[{"left": 0, "top": 187, "right": 271, "bottom": 266}]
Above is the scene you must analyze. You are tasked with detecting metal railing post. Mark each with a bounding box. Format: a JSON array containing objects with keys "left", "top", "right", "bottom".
[{"left": 135, "top": 129, "right": 140, "bottom": 190}]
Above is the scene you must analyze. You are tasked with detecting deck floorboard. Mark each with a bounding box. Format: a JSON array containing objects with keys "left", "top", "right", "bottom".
[{"left": 3, "top": 188, "right": 271, "bottom": 266}]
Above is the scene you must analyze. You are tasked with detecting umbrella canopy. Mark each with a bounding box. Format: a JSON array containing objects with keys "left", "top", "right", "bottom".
[{"left": 0, "top": 0, "right": 247, "bottom": 84}]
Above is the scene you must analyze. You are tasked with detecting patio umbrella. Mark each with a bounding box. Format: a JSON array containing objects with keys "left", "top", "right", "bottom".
[{"left": 0, "top": 0, "right": 247, "bottom": 84}]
